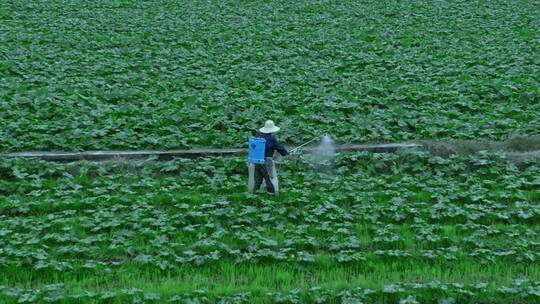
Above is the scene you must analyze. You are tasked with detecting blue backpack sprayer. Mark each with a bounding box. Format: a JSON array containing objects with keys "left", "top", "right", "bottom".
[{"left": 248, "top": 137, "right": 267, "bottom": 164}]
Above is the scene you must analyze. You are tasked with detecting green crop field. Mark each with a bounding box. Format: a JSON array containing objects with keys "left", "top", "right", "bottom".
[
  {"left": 2, "top": 0, "right": 540, "bottom": 303},
  {"left": 2, "top": 152, "right": 540, "bottom": 303},
  {"left": 1, "top": 0, "right": 539, "bottom": 151}
]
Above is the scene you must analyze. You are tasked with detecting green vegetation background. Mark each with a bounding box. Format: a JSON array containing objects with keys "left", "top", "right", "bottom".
[
  {"left": 2, "top": 152, "right": 540, "bottom": 302},
  {"left": 2, "top": 0, "right": 540, "bottom": 303},
  {"left": 1, "top": 0, "right": 539, "bottom": 151}
]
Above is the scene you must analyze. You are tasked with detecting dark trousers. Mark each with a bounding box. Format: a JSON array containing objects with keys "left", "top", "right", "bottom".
[{"left": 253, "top": 164, "right": 275, "bottom": 193}]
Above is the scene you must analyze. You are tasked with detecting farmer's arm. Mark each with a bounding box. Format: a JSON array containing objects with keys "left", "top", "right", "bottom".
[{"left": 273, "top": 138, "right": 288, "bottom": 156}]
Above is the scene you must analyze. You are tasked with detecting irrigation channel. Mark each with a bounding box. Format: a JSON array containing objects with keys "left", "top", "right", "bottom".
[{"left": 1, "top": 143, "right": 421, "bottom": 162}]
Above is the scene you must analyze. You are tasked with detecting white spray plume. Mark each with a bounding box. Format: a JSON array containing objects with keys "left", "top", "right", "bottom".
[
  {"left": 309, "top": 134, "right": 336, "bottom": 173},
  {"left": 315, "top": 135, "right": 335, "bottom": 162}
]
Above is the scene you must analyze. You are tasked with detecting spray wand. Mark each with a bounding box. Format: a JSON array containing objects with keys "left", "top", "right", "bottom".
[
  {"left": 274, "top": 136, "right": 321, "bottom": 165},
  {"left": 289, "top": 135, "right": 325, "bottom": 155}
]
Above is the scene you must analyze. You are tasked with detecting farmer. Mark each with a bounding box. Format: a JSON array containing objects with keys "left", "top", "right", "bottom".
[{"left": 248, "top": 120, "right": 288, "bottom": 194}]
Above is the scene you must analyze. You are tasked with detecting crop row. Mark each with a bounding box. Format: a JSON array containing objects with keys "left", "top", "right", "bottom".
[{"left": 2, "top": 280, "right": 540, "bottom": 304}]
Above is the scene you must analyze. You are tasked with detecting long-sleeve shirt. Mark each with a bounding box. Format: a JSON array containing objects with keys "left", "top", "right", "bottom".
[{"left": 256, "top": 132, "right": 288, "bottom": 158}]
